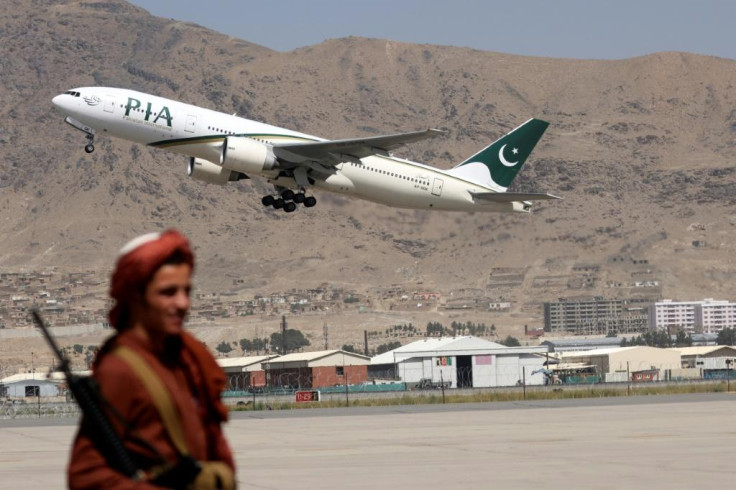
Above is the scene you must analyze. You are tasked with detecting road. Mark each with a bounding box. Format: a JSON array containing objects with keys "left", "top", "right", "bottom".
[{"left": 0, "top": 393, "right": 733, "bottom": 489}]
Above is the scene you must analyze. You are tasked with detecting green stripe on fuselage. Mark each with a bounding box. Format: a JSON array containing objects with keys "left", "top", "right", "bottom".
[{"left": 149, "top": 133, "right": 317, "bottom": 148}]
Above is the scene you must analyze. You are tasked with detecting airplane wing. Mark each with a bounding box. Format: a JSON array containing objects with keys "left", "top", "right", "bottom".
[
  {"left": 272, "top": 129, "right": 445, "bottom": 166},
  {"left": 471, "top": 191, "right": 562, "bottom": 202}
]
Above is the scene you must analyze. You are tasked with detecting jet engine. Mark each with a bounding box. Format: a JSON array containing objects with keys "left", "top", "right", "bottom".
[
  {"left": 220, "top": 136, "right": 278, "bottom": 174},
  {"left": 187, "top": 157, "right": 247, "bottom": 185}
]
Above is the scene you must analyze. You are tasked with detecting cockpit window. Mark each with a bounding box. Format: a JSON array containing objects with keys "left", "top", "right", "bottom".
[{"left": 64, "top": 91, "right": 81, "bottom": 97}]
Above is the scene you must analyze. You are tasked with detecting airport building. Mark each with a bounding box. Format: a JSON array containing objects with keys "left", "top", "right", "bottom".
[
  {"left": 0, "top": 372, "right": 66, "bottom": 398},
  {"left": 541, "top": 337, "right": 623, "bottom": 353},
  {"left": 668, "top": 346, "right": 736, "bottom": 369},
  {"left": 218, "top": 354, "right": 279, "bottom": 391},
  {"left": 650, "top": 299, "right": 736, "bottom": 334},
  {"left": 561, "top": 346, "right": 681, "bottom": 382},
  {"left": 370, "top": 336, "right": 548, "bottom": 388},
  {"left": 262, "top": 350, "right": 370, "bottom": 390},
  {"left": 544, "top": 297, "right": 649, "bottom": 335}
]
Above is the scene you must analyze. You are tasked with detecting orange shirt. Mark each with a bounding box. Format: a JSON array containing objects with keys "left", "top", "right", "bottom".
[{"left": 68, "top": 330, "right": 234, "bottom": 489}]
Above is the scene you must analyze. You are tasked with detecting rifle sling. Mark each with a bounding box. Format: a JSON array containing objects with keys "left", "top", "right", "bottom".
[{"left": 113, "top": 346, "right": 191, "bottom": 457}]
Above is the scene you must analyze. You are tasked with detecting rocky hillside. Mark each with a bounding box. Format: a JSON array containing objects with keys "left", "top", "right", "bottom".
[{"left": 1, "top": 0, "right": 735, "bottom": 324}]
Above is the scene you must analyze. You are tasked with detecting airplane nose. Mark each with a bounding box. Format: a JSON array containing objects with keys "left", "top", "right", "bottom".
[{"left": 52, "top": 94, "right": 64, "bottom": 111}]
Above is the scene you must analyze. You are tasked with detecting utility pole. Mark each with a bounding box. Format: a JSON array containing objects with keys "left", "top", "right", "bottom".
[
  {"left": 281, "top": 315, "right": 287, "bottom": 355},
  {"left": 364, "top": 330, "right": 369, "bottom": 356},
  {"left": 323, "top": 322, "right": 328, "bottom": 350}
]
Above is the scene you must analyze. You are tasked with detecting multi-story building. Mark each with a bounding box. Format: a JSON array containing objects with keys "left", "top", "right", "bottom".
[
  {"left": 650, "top": 299, "right": 736, "bottom": 334},
  {"left": 544, "top": 297, "right": 649, "bottom": 335}
]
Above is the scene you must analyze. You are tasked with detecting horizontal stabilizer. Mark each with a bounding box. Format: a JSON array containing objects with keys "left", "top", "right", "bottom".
[{"left": 471, "top": 191, "right": 562, "bottom": 203}]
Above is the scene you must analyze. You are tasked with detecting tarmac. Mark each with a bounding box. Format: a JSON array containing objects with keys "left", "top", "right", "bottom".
[{"left": 0, "top": 393, "right": 733, "bottom": 489}]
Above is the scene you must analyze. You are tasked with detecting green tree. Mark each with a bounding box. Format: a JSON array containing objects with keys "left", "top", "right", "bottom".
[
  {"left": 252, "top": 338, "right": 268, "bottom": 353},
  {"left": 73, "top": 344, "right": 84, "bottom": 355},
  {"left": 342, "top": 344, "right": 357, "bottom": 353},
  {"left": 628, "top": 330, "right": 676, "bottom": 348},
  {"left": 499, "top": 336, "right": 521, "bottom": 347},
  {"left": 216, "top": 341, "right": 233, "bottom": 355},
  {"left": 426, "top": 321, "right": 445, "bottom": 336},
  {"left": 675, "top": 331, "right": 693, "bottom": 347},
  {"left": 239, "top": 338, "right": 253, "bottom": 354},
  {"left": 717, "top": 327, "right": 736, "bottom": 345},
  {"left": 270, "top": 329, "right": 310, "bottom": 354},
  {"left": 375, "top": 341, "right": 402, "bottom": 355}
]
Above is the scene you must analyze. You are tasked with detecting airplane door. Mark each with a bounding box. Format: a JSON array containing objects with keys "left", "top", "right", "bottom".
[
  {"left": 103, "top": 96, "right": 115, "bottom": 113},
  {"left": 431, "top": 178, "right": 444, "bottom": 196},
  {"left": 185, "top": 114, "right": 197, "bottom": 133}
]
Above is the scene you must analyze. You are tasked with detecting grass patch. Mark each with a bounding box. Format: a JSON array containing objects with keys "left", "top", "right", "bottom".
[{"left": 231, "top": 382, "right": 730, "bottom": 412}]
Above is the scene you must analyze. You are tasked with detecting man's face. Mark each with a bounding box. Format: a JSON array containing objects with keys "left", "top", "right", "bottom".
[{"left": 139, "top": 263, "right": 192, "bottom": 338}]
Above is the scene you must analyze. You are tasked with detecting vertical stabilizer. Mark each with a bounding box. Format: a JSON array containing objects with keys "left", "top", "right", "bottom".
[{"left": 446, "top": 118, "right": 549, "bottom": 191}]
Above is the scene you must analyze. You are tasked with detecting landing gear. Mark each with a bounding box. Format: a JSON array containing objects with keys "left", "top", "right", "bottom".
[
  {"left": 64, "top": 116, "right": 96, "bottom": 154},
  {"left": 260, "top": 189, "right": 317, "bottom": 213}
]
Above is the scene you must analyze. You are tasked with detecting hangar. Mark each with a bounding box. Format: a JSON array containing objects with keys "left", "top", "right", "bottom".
[
  {"left": 0, "top": 372, "right": 65, "bottom": 398},
  {"left": 669, "top": 345, "right": 736, "bottom": 369},
  {"left": 262, "top": 350, "right": 370, "bottom": 389},
  {"left": 561, "top": 346, "right": 681, "bottom": 381},
  {"left": 218, "top": 355, "right": 279, "bottom": 391},
  {"left": 371, "top": 336, "right": 548, "bottom": 388}
]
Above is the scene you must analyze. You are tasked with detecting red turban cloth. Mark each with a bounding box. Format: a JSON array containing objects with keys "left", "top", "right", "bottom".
[{"left": 109, "top": 229, "right": 194, "bottom": 331}]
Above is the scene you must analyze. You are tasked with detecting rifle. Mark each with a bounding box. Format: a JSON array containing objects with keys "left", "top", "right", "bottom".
[{"left": 31, "top": 309, "right": 143, "bottom": 480}]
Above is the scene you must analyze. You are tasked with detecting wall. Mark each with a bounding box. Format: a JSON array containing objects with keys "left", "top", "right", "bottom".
[
  {"left": 397, "top": 354, "right": 546, "bottom": 388},
  {"left": 311, "top": 365, "right": 367, "bottom": 388}
]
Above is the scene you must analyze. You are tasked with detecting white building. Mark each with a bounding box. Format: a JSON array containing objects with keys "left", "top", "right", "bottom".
[
  {"left": 371, "top": 336, "right": 548, "bottom": 388},
  {"left": 650, "top": 299, "right": 736, "bottom": 334},
  {"left": 561, "top": 346, "right": 681, "bottom": 382},
  {"left": 0, "top": 372, "right": 65, "bottom": 398}
]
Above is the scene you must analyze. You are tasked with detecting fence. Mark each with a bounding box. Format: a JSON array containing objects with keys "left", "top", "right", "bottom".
[{"left": 3, "top": 373, "right": 734, "bottom": 419}]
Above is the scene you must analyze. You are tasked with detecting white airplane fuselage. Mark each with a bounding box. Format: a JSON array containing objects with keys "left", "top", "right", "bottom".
[{"left": 52, "top": 87, "right": 532, "bottom": 213}]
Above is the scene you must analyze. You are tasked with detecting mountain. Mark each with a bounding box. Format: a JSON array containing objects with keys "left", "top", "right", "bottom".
[{"left": 1, "top": 0, "right": 735, "bottom": 333}]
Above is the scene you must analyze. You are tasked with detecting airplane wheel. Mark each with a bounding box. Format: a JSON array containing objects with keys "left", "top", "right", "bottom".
[
  {"left": 281, "top": 189, "right": 295, "bottom": 201},
  {"left": 293, "top": 193, "right": 305, "bottom": 204},
  {"left": 84, "top": 144, "right": 95, "bottom": 153},
  {"left": 273, "top": 198, "right": 285, "bottom": 210},
  {"left": 304, "top": 196, "right": 317, "bottom": 208},
  {"left": 284, "top": 202, "right": 297, "bottom": 213},
  {"left": 261, "top": 195, "right": 275, "bottom": 207}
]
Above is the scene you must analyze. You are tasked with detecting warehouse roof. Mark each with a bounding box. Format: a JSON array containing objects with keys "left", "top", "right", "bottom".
[
  {"left": 371, "top": 336, "right": 547, "bottom": 365},
  {"left": 217, "top": 355, "right": 279, "bottom": 372},
  {"left": 1, "top": 371, "right": 90, "bottom": 384},
  {"left": 264, "top": 350, "right": 370, "bottom": 369},
  {"left": 668, "top": 346, "right": 736, "bottom": 357}
]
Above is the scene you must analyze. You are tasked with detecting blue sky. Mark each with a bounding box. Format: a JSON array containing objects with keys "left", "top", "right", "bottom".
[{"left": 127, "top": 0, "right": 735, "bottom": 61}]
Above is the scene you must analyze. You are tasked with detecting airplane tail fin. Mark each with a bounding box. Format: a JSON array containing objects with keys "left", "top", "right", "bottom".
[{"left": 446, "top": 118, "right": 549, "bottom": 191}]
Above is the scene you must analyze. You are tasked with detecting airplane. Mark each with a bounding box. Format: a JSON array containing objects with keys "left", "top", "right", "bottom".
[{"left": 52, "top": 87, "right": 560, "bottom": 213}]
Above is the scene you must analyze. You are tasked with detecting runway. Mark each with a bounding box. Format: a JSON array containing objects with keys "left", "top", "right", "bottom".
[{"left": 1, "top": 394, "right": 733, "bottom": 489}]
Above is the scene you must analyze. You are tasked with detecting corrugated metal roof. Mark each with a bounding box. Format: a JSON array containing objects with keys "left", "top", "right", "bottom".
[
  {"left": 263, "top": 350, "right": 370, "bottom": 369},
  {"left": 542, "top": 337, "right": 622, "bottom": 347},
  {"left": 561, "top": 346, "right": 654, "bottom": 358},
  {"left": 1, "top": 370, "right": 90, "bottom": 384},
  {"left": 668, "top": 346, "right": 736, "bottom": 356},
  {"left": 217, "top": 355, "right": 278, "bottom": 369},
  {"left": 371, "top": 336, "right": 540, "bottom": 365}
]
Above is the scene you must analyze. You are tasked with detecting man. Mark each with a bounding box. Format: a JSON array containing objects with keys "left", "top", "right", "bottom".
[{"left": 68, "top": 230, "right": 235, "bottom": 489}]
